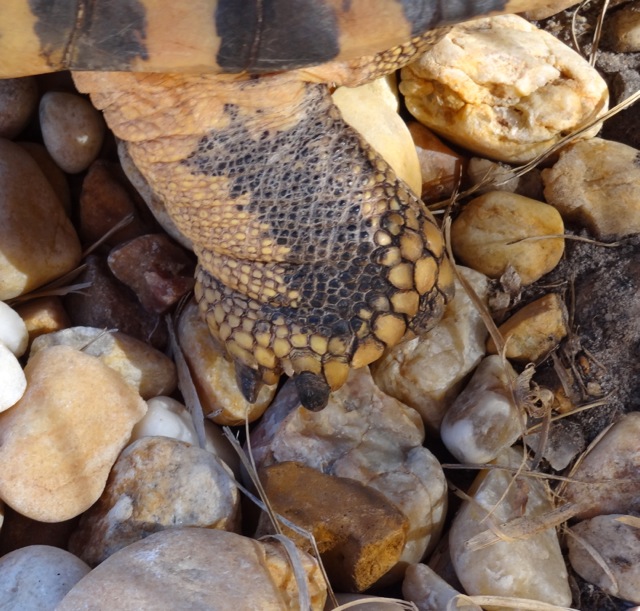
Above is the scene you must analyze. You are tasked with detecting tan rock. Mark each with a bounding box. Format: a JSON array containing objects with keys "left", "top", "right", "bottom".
[
  {"left": 451, "top": 191, "right": 564, "bottom": 285},
  {"left": 333, "top": 76, "right": 422, "bottom": 196},
  {"left": 542, "top": 138, "right": 640, "bottom": 239},
  {"left": 523, "top": 0, "right": 581, "bottom": 19},
  {"left": 0, "top": 139, "right": 81, "bottom": 300},
  {"left": 257, "top": 461, "right": 408, "bottom": 592},
  {"left": 69, "top": 436, "right": 239, "bottom": 566},
  {"left": 12, "top": 296, "right": 70, "bottom": 347},
  {"left": 0, "top": 345, "right": 147, "bottom": 522},
  {"left": 0, "top": 77, "right": 38, "bottom": 139},
  {"left": 31, "top": 326, "right": 177, "bottom": 400},
  {"left": 568, "top": 514, "right": 640, "bottom": 604},
  {"left": 407, "top": 122, "right": 464, "bottom": 201},
  {"left": 39, "top": 92, "right": 105, "bottom": 174},
  {"left": 58, "top": 528, "right": 327, "bottom": 610},
  {"left": 449, "top": 448, "right": 572, "bottom": 607},
  {"left": 441, "top": 356, "right": 522, "bottom": 464},
  {"left": 177, "top": 299, "right": 276, "bottom": 425},
  {"left": 251, "top": 367, "right": 447, "bottom": 581},
  {"left": 487, "top": 293, "right": 569, "bottom": 361},
  {"left": 372, "top": 266, "right": 489, "bottom": 430},
  {"left": 563, "top": 412, "right": 640, "bottom": 519},
  {"left": 400, "top": 14, "right": 608, "bottom": 163},
  {"left": 608, "top": 5, "right": 640, "bottom": 53}
]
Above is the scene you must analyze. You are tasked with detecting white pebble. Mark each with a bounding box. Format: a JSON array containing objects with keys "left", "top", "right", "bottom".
[
  {"left": 0, "top": 343, "right": 26, "bottom": 412},
  {"left": 0, "top": 300, "right": 28, "bottom": 357}
]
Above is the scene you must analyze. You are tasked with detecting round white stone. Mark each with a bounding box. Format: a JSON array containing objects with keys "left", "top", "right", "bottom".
[
  {"left": 0, "top": 300, "right": 28, "bottom": 357},
  {"left": 0, "top": 342, "right": 26, "bottom": 412}
]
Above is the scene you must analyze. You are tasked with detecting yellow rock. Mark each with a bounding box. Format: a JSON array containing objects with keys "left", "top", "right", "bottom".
[{"left": 451, "top": 191, "right": 564, "bottom": 285}]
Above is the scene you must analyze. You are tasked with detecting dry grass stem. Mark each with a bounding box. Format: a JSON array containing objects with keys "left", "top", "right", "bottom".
[
  {"left": 333, "top": 599, "right": 418, "bottom": 610},
  {"left": 449, "top": 594, "right": 579, "bottom": 611},
  {"left": 506, "top": 234, "right": 622, "bottom": 248},
  {"left": 7, "top": 264, "right": 90, "bottom": 305},
  {"left": 589, "top": 0, "right": 610, "bottom": 66},
  {"left": 81, "top": 213, "right": 135, "bottom": 258},
  {"left": 526, "top": 395, "right": 613, "bottom": 434}
]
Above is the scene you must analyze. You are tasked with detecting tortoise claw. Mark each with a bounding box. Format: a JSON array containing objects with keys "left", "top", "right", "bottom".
[
  {"left": 234, "top": 361, "right": 263, "bottom": 404},
  {"left": 294, "top": 371, "right": 331, "bottom": 411}
]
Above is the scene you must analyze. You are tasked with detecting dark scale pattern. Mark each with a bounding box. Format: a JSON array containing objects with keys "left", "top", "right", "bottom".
[{"left": 183, "top": 79, "right": 452, "bottom": 402}]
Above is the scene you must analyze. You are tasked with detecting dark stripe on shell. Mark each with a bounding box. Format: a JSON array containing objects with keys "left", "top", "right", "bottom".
[
  {"left": 216, "top": 0, "right": 340, "bottom": 73},
  {"left": 29, "top": 0, "right": 148, "bottom": 71},
  {"left": 399, "top": 0, "right": 508, "bottom": 36}
]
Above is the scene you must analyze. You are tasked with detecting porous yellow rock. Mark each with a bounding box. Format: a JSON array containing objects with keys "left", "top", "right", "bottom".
[
  {"left": 0, "top": 345, "right": 147, "bottom": 522},
  {"left": 487, "top": 293, "right": 569, "bottom": 361},
  {"left": 401, "top": 14, "right": 608, "bottom": 163},
  {"left": 451, "top": 191, "right": 564, "bottom": 285}
]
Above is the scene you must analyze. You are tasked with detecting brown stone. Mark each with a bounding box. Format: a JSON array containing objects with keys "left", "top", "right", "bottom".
[
  {"left": 0, "top": 77, "right": 38, "bottom": 139},
  {"left": 257, "top": 461, "right": 408, "bottom": 592}
]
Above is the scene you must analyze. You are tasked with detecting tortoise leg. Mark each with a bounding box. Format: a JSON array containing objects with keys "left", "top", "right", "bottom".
[{"left": 74, "top": 71, "right": 454, "bottom": 410}]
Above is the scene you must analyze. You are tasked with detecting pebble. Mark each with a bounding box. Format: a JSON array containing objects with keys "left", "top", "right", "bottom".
[
  {"left": 525, "top": 418, "right": 586, "bottom": 472},
  {"left": 563, "top": 412, "right": 640, "bottom": 519},
  {"left": 486, "top": 293, "right": 569, "bottom": 362},
  {"left": 257, "top": 461, "right": 408, "bottom": 593},
  {"left": 0, "top": 138, "right": 81, "bottom": 300},
  {"left": 39, "top": 91, "right": 105, "bottom": 174},
  {"left": 449, "top": 448, "right": 572, "bottom": 606},
  {"left": 177, "top": 299, "right": 276, "bottom": 424},
  {"left": 400, "top": 14, "right": 608, "bottom": 163},
  {"left": 68, "top": 436, "right": 239, "bottom": 566},
  {"left": 78, "top": 160, "right": 148, "bottom": 245},
  {"left": 130, "top": 396, "right": 241, "bottom": 480},
  {"left": 107, "top": 234, "right": 195, "bottom": 313},
  {"left": 372, "top": 266, "right": 489, "bottom": 430},
  {"left": 0, "top": 343, "right": 27, "bottom": 413},
  {"left": 0, "top": 345, "right": 147, "bottom": 522},
  {"left": 567, "top": 514, "right": 640, "bottom": 604},
  {"left": 31, "top": 326, "right": 177, "bottom": 400},
  {"left": 332, "top": 594, "right": 408, "bottom": 610},
  {"left": 333, "top": 76, "right": 422, "bottom": 196},
  {"left": 451, "top": 191, "right": 565, "bottom": 285},
  {"left": 58, "top": 528, "right": 327, "bottom": 610},
  {"left": 18, "top": 141, "right": 71, "bottom": 213},
  {"left": 403, "top": 563, "right": 482, "bottom": 611},
  {"left": 608, "top": 4, "right": 640, "bottom": 53},
  {"left": 0, "top": 77, "right": 38, "bottom": 139},
  {"left": 250, "top": 367, "right": 448, "bottom": 582},
  {"left": 523, "top": 0, "right": 582, "bottom": 19},
  {"left": 0, "top": 300, "right": 28, "bottom": 357},
  {"left": 441, "top": 355, "right": 522, "bottom": 464},
  {"left": 64, "top": 255, "right": 167, "bottom": 349},
  {"left": 542, "top": 138, "right": 640, "bottom": 239},
  {"left": 407, "top": 121, "right": 464, "bottom": 201},
  {"left": 0, "top": 545, "right": 90, "bottom": 611},
  {"left": 12, "top": 296, "right": 71, "bottom": 346}
]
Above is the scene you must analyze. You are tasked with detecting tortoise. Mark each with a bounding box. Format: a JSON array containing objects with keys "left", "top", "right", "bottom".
[{"left": 1, "top": 0, "right": 547, "bottom": 410}]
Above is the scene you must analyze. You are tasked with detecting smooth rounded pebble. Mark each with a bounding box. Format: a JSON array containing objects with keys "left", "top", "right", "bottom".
[
  {"left": 401, "top": 14, "right": 608, "bottom": 163},
  {"left": 58, "top": 528, "right": 327, "bottom": 610},
  {"left": 39, "top": 91, "right": 105, "bottom": 174},
  {"left": 0, "top": 301, "right": 28, "bottom": 357},
  {"left": 68, "top": 436, "right": 239, "bottom": 566},
  {"left": 0, "top": 138, "right": 81, "bottom": 300},
  {"left": 0, "top": 545, "right": 90, "bottom": 611},
  {"left": 0, "top": 345, "right": 147, "bottom": 522},
  {"left": 451, "top": 190, "right": 564, "bottom": 285},
  {"left": 12, "top": 296, "right": 70, "bottom": 346},
  {"left": 0, "top": 77, "right": 38, "bottom": 139},
  {"left": 0, "top": 343, "right": 27, "bottom": 413}
]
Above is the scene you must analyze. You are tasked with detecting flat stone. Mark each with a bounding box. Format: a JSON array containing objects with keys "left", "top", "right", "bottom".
[
  {"left": 69, "top": 436, "right": 239, "bottom": 566},
  {"left": 0, "top": 345, "right": 147, "bottom": 522},
  {"left": 0, "top": 545, "right": 90, "bottom": 611},
  {"left": 177, "top": 299, "right": 276, "bottom": 424},
  {"left": 58, "top": 528, "right": 327, "bottom": 610},
  {"left": 0, "top": 138, "right": 81, "bottom": 300},
  {"left": 31, "top": 326, "right": 177, "bottom": 400},
  {"left": 401, "top": 14, "right": 608, "bottom": 163},
  {"left": 256, "top": 461, "right": 408, "bottom": 593},
  {"left": 250, "top": 367, "right": 447, "bottom": 583},
  {"left": 372, "top": 266, "right": 489, "bottom": 430},
  {"left": 568, "top": 514, "right": 640, "bottom": 604},
  {"left": 441, "top": 355, "right": 522, "bottom": 464},
  {"left": 563, "top": 412, "right": 640, "bottom": 519},
  {"left": 107, "top": 234, "right": 195, "bottom": 313},
  {"left": 486, "top": 293, "right": 569, "bottom": 361},
  {"left": 39, "top": 92, "right": 105, "bottom": 174},
  {"left": 449, "top": 448, "right": 572, "bottom": 606},
  {"left": 542, "top": 138, "right": 640, "bottom": 239},
  {"left": 451, "top": 191, "right": 565, "bottom": 285},
  {"left": 0, "top": 77, "right": 38, "bottom": 139}
]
